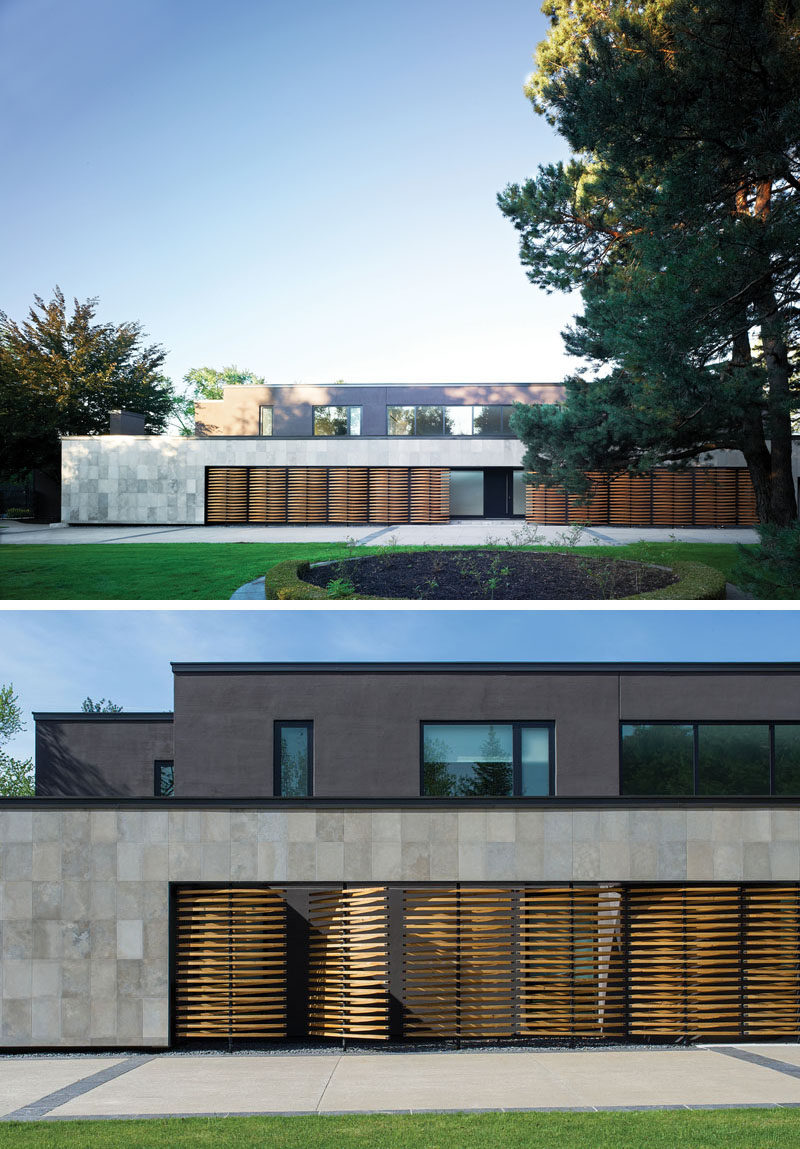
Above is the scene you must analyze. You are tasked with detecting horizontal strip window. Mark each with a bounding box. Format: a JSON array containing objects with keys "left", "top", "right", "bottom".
[
  {"left": 421, "top": 721, "right": 553, "bottom": 796},
  {"left": 387, "top": 404, "right": 519, "bottom": 437},
  {"left": 313, "top": 405, "right": 362, "bottom": 436},
  {"left": 621, "top": 722, "right": 800, "bottom": 796},
  {"left": 259, "top": 406, "right": 273, "bottom": 436}
]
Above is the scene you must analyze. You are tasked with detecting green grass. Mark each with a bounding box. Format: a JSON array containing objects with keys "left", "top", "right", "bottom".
[
  {"left": 0, "top": 541, "right": 746, "bottom": 600},
  {"left": 3, "top": 1110, "right": 800, "bottom": 1148}
]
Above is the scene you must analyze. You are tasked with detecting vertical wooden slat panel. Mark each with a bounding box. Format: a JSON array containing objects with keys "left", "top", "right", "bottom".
[
  {"left": 247, "top": 467, "right": 288, "bottom": 523},
  {"left": 519, "top": 885, "right": 625, "bottom": 1038},
  {"left": 328, "top": 468, "right": 369, "bottom": 523},
  {"left": 368, "top": 468, "right": 410, "bottom": 523},
  {"left": 287, "top": 468, "right": 328, "bottom": 523},
  {"left": 409, "top": 468, "right": 450, "bottom": 523},
  {"left": 308, "top": 886, "right": 390, "bottom": 1039},
  {"left": 743, "top": 886, "right": 800, "bottom": 1035},
  {"left": 205, "top": 468, "right": 248, "bottom": 524},
  {"left": 174, "top": 886, "right": 287, "bottom": 1038}
]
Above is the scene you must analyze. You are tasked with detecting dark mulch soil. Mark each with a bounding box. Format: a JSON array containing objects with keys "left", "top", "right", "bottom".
[{"left": 303, "top": 550, "right": 678, "bottom": 600}]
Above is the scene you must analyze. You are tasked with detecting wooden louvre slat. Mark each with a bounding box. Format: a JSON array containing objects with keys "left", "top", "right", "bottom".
[
  {"left": 743, "top": 886, "right": 800, "bottom": 1035},
  {"left": 409, "top": 468, "right": 450, "bottom": 523},
  {"left": 525, "top": 481, "right": 568, "bottom": 525},
  {"left": 567, "top": 474, "right": 610, "bottom": 525},
  {"left": 693, "top": 469, "right": 737, "bottom": 526},
  {"left": 403, "top": 887, "right": 514, "bottom": 1038},
  {"left": 368, "top": 468, "right": 410, "bottom": 523},
  {"left": 287, "top": 468, "right": 328, "bottom": 523},
  {"left": 519, "top": 885, "right": 625, "bottom": 1038},
  {"left": 327, "top": 468, "right": 369, "bottom": 523},
  {"left": 736, "top": 469, "right": 759, "bottom": 526},
  {"left": 205, "top": 468, "right": 248, "bottom": 524},
  {"left": 174, "top": 886, "right": 287, "bottom": 1039},
  {"left": 308, "top": 886, "right": 390, "bottom": 1039},
  {"left": 247, "top": 467, "right": 287, "bottom": 523}
]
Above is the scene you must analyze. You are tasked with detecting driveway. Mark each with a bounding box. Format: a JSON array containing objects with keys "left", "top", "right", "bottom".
[
  {"left": 0, "top": 520, "right": 760, "bottom": 546},
  {"left": 1, "top": 1045, "right": 799, "bottom": 1120}
]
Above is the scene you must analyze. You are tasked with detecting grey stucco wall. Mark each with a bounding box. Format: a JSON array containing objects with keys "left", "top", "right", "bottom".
[
  {"left": 2, "top": 802, "right": 800, "bottom": 1048},
  {"left": 60, "top": 436, "right": 527, "bottom": 524}
]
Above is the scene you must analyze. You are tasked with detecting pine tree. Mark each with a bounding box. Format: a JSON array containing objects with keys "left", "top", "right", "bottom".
[{"left": 498, "top": 0, "right": 800, "bottom": 524}]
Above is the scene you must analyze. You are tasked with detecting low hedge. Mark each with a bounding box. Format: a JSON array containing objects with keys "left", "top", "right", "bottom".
[
  {"left": 625, "top": 560, "right": 727, "bottom": 600},
  {"left": 266, "top": 556, "right": 727, "bottom": 601}
]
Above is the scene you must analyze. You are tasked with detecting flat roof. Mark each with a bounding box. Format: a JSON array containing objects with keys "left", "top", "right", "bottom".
[
  {"left": 33, "top": 712, "right": 174, "bottom": 722},
  {"left": 170, "top": 662, "right": 800, "bottom": 675}
]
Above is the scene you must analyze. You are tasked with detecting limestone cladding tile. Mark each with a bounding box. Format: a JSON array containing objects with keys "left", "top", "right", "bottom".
[
  {"left": 486, "top": 811, "right": 515, "bottom": 844},
  {"left": 343, "top": 841, "right": 371, "bottom": 880},
  {"left": 770, "top": 840, "right": 800, "bottom": 877},
  {"left": 372, "top": 842, "right": 402, "bottom": 880},
  {"left": 286, "top": 811, "right": 316, "bottom": 843},
  {"left": 514, "top": 840, "right": 544, "bottom": 878},
  {"left": 316, "top": 841, "right": 345, "bottom": 880},
  {"left": 230, "top": 841, "right": 259, "bottom": 880},
  {"left": 372, "top": 811, "right": 401, "bottom": 842},
  {"left": 257, "top": 840, "right": 288, "bottom": 881},
  {"left": 343, "top": 811, "right": 372, "bottom": 843}
]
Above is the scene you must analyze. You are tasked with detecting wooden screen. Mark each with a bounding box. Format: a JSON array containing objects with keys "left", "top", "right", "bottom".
[
  {"left": 368, "top": 468, "right": 410, "bottom": 523},
  {"left": 519, "top": 885, "right": 625, "bottom": 1038},
  {"left": 287, "top": 468, "right": 328, "bottom": 523},
  {"left": 409, "top": 468, "right": 450, "bottom": 523},
  {"left": 247, "top": 468, "right": 287, "bottom": 523},
  {"left": 307, "top": 886, "right": 390, "bottom": 1039},
  {"left": 173, "top": 886, "right": 287, "bottom": 1039},
  {"left": 403, "top": 887, "right": 514, "bottom": 1038},
  {"left": 327, "top": 468, "right": 369, "bottom": 523},
  {"left": 525, "top": 467, "right": 758, "bottom": 527},
  {"left": 743, "top": 886, "right": 800, "bottom": 1036},
  {"left": 206, "top": 468, "right": 248, "bottom": 524}
]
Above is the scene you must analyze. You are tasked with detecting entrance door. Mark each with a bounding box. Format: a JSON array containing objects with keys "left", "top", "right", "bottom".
[{"left": 483, "top": 469, "right": 512, "bottom": 517}]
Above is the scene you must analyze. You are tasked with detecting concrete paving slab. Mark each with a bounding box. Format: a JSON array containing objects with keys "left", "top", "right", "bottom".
[
  {"left": 0, "top": 1058, "right": 123, "bottom": 1117},
  {"left": 532, "top": 1049, "right": 800, "bottom": 1108},
  {"left": 48, "top": 1054, "right": 341, "bottom": 1117},
  {"left": 722, "top": 1044, "right": 800, "bottom": 1069},
  {"left": 318, "top": 1051, "right": 581, "bottom": 1112}
]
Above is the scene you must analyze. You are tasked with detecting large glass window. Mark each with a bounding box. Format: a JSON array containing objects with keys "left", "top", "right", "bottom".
[
  {"left": 473, "top": 405, "right": 503, "bottom": 436},
  {"left": 621, "top": 725, "right": 694, "bottom": 795},
  {"left": 697, "top": 724, "right": 770, "bottom": 795},
  {"left": 415, "top": 406, "right": 444, "bottom": 436},
  {"left": 275, "top": 722, "right": 312, "bottom": 797},
  {"left": 512, "top": 471, "right": 527, "bottom": 516},
  {"left": 154, "top": 760, "right": 174, "bottom": 797},
  {"left": 313, "top": 405, "right": 361, "bottom": 436},
  {"left": 622, "top": 722, "right": 799, "bottom": 795},
  {"left": 422, "top": 722, "right": 552, "bottom": 797},
  {"left": 449, "top": 470, "right": 484, "bottom": 516},
  {"left": 775, "top": 725, "right": 800, "bottom": 795},
  {"left": 387, "top": 406, "right": 415, "bottom": 435},
  {"left": 444, "top": 406, "right": 473, "bottom": 435},
  {"left": 259, "top": 406, "right": 273, "bottom": 436}
]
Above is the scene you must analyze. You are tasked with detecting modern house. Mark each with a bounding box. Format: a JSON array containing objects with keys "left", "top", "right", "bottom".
[
  {"left": 3, "top": 660, "right": 800, "bottom": 1048},
  {"left": 59, "top": 383, "right": 771, "bottom": 527}
]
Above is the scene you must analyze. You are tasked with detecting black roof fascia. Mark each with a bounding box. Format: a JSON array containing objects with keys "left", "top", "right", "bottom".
[
  {"left": 170, "top": 662, "right": 800, "bottom": 676},
  {"left": 33, "top": 712, "right": 174, "bottom": 723},
  {"left": 3, "top": 795, "right": 800, "bottom": 810}
]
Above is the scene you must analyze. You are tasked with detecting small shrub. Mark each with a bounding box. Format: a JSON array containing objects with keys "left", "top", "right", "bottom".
[
  {"left": 325, "top": 576, "right": 356, "bottom": 599},
  {"left": 3, "top": 507, "right": 31, "bottom": 519},
  {"left": 732, "top": 523, "right": 800, "bottom": 599}
]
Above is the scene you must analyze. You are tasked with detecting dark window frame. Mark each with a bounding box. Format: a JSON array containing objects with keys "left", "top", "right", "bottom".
[
  {"left": 154, "top": 760, "right": 174, "bottom": 798},
  {"left": 619, "top": 720, "right": 800, "bottom": 796},
  {"left": 312, "top": 405, "right": 362, "bottom": 437},
  {"left": 419, "top": 719, "right": 555, "bottom": 797},
  {"left": 274, "top": 721, "right": 314, "bottom": 797},
  {"left": 385, "top": 404, "right": 516, "bottom": 438}
]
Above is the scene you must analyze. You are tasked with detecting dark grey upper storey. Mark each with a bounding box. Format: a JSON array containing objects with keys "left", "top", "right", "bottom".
[{"left": 32, "top": 663, "right": 800, "bottom": 800}]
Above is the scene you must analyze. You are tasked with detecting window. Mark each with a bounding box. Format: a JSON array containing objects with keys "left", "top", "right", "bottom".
[
  {"left": 274, "top": 722, "right": 313, "bottom": 796},
  {"left": 259, "top": 406, "right": 273, "bottom": 436},
  {"left": 621, "top": 722, "right": 800, "bottom": 796},
  {"left": 421, "top": 722, "right": 553, "bottom": 796},
  {"left": 313, "top": 405, "right": 362, "bottom": 436},
  {"left": 154, "top": 760, "right": 174, "bottom": 797},
  {"left": 386, "top": 404, "right": 515, "bottom": 437}
]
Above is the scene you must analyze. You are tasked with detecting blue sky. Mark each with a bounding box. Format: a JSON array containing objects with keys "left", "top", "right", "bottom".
[
  {"left": 2, "top": 609, "right": 798, "bottom": 762},
  {"left": 0, "top": 0, "right": 577, "bottom": 396}
]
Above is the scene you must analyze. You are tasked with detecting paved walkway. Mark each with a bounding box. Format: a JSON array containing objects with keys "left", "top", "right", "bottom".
[
  {"left": 2, "top": 1045, "right": 800, "bottom": 1121},
  {"left": 0, "top": 520, "right": 759, "bottom": 546}
]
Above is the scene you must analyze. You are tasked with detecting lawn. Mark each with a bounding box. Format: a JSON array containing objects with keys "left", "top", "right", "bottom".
[
  {"left": 2, "top": 1110, "right": 800, "bottom": 1148},
  {"left": 0, "top": 540, "right": 746, "bottom": 600}
]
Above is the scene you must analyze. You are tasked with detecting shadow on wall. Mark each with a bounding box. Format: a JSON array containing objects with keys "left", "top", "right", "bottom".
[{"left": 35, "top": 725, "right": 134, "bottom": 797}]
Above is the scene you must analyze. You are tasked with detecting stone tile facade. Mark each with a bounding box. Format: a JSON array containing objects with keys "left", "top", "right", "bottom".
[
  {"left": 1, "top": 803, "right": 798, "bottom": 1047},
  {"left": 60, "top": 436, "right": 527, "bottom": 524}
]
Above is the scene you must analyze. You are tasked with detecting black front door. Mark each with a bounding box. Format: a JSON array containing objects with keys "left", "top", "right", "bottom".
[{"left": 483, "top": 469, "right": 512, "bottom": 517}]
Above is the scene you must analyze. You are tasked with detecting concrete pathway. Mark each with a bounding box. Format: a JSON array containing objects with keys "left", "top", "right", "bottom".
[
  {"left": 3, "top": 1045, "right": 800, "bottom": 1121},
  {"left": 0, "top": 519, "right": 759, "bottom": 546}
]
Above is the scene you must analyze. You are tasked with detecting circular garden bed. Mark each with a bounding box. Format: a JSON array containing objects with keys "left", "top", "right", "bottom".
[{"left": 265, "top": 550, "right": 727, "bottom": 601}]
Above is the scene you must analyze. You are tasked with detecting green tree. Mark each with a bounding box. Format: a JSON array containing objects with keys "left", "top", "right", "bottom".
[
  {"left": 0, "top": 683, "right": 34, "bottom": 797},
  {"left": 461, "top": 726, "right": 513, "bottom": 797},
  {"left": 0, "top": 288, "right": 176, "bottom": 479},
  {"left": 498, "top": 0, "right": 800, "bottom": 524},
  {"left": 174, "top": 364, "right": 266, "bottom": 434},
  {"left": 81, "top": 697, "right": 123, "bottom": 713}
]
